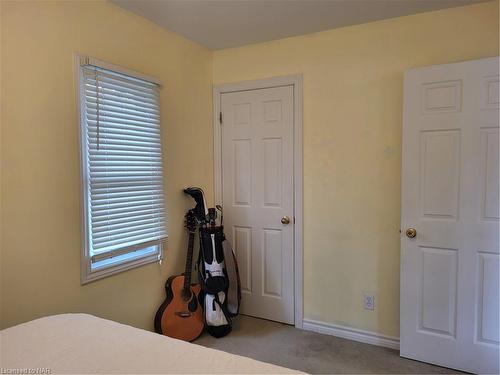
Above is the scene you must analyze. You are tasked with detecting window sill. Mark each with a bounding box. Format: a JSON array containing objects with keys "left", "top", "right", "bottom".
[{"left": 81, "top": 243, "right": 164, "bottom": 285}]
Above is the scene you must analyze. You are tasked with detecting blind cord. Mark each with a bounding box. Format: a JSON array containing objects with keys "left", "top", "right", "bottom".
[{"left": 95, "top": 71, "right": 100, "bottom": 150}]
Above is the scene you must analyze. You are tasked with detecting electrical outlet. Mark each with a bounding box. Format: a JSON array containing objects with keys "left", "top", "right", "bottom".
[{"left": 364, "top": 293, "right": 375, "bottom": 311}]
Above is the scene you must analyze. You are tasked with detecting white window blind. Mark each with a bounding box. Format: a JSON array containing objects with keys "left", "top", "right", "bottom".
[{"left": 80, "top": 60, "right": 167, "bottom": 267}]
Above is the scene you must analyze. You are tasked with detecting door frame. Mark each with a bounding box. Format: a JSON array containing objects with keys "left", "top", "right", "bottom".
[{"left": 213, "top": 75, "right": 303, "bottom": 328}]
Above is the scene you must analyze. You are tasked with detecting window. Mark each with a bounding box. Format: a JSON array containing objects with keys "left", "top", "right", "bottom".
[{"left": 77, "top": 56, "right": 167, "bottom": 283}]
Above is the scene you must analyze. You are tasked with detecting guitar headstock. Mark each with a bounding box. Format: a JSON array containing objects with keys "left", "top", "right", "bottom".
[{"left": 185, "top": 211, "right": 197, "bottom": 233}]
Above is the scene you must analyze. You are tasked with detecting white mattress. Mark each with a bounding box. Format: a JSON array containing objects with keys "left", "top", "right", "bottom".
[{"left": 0, "top": 314, "right": 301, "bottom": 374}]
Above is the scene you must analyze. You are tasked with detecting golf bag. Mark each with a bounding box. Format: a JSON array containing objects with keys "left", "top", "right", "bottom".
[{"left": 184, "top": 187, "right": 241, "bottom": 338}]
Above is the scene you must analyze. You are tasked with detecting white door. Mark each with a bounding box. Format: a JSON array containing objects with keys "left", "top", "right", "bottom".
[
  {"left": 401, "top": 57, "right": 499, "bottom": 374},
  {"left": 220, "top": 85, "right": 294, "bottom": 324}
]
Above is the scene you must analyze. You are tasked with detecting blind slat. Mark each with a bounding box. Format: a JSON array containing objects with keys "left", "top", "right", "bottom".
[
  {"left": 91, "top": 185, "right": 164, "bottom": 194},
  {"left": 93, "top": 219, "right": 166, "bottom": 237},
  {"left": 84, "top": 73, "right": 159, "bottom": 98},
  {"left": 93, "top": 231, "right": 166, "bottom": 250},
  {"left": 90, "top": 169, "right": 162, "bottom": 175},
  {"left": 88, "top": 131, "right": 162, "bottom": 145},
  {"left": 91, "top": 194, "right": 164, "bottom": 203},
  {"left": 91, "top": 193, "right": 164, "bottom": 205},
  {"left": 88, "top": 124, "right": 161, "bottom": 138},
  {"left": 84, "top": 69, "right": 159, "bottom": 94},
  {"left": 86, "top": 105, "right": 160, "bottom": 121},
  {"left": 91, "top": 199, "right": 164, "bottom": 212},
  {"left": 85, "top": 88, "right": 158, "bottom": 107},
  {"left": 90, "top": 161, "right": 162, "bottom": 167},
  {"left": 87, "top": 136, "right": 163, "bottom": 150},
  {"left": 85, "top": 93, "right": 159, "bottom": 112},
  {"left": 86, "top": 112, "right": 160, "bottom": 128},
  {"left": 91, "top": 180, "right": 164, "bottom": 189},
  {"left": 87, "top": 121, "right": 161, "bottom": 136},
  {"left": 92, "top": 212, "right": 165, "bottom": 228},
  {"left": 89, "top": 154, "right": 162, "bottom": 161},
  {"left": 92, "top": 207, "right": 165, "bottom": 223},
  {"left": 84, "top": 81, "right": 158, "bottom": 103},
  {"left": 86, "top": 102, "right": 160, "bottom": 118},
  {"left": 89, "top": 146, "right": 162, "bottom": 155}
]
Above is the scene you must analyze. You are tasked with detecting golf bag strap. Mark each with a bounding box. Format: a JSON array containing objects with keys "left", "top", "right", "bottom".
[
  {"left": 213, "top": 292, "right": 231, "bottom": 324},
  {"left": 222, "top": 240, "right": 240, "bottom": 316}
]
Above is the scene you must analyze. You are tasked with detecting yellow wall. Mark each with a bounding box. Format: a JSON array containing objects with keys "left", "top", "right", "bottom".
[
  {"left": 213, "top": 1, "right": 499, "bottom": 337},
  {"left": 0, "top": 1, "right": 213, "bottom": 329}
]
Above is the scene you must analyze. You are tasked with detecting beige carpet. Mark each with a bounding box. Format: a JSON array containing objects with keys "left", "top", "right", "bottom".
[{"left": 195, "top": 315, "right": 461, "bottom": 374}]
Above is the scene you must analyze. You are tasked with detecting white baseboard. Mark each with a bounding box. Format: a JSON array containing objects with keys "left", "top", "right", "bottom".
[{"left": 302, "top": 319, "right": 400, "bottom": 350}]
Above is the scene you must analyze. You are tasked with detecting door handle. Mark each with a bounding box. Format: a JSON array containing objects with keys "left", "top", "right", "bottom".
[
  {"left": 281, "top": 216, "right": 291, "bottom": 225},
  {"left": 405, "top": 228, "right": 417, "bottom": 238}
]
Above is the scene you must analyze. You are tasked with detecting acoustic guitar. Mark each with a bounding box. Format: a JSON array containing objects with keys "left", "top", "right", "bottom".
[{"left": 154, "top": 211, "right": 204, "bottom": 341}]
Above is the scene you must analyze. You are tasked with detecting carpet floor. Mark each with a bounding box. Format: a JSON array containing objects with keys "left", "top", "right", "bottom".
[{"left": 195, "top": 315, "right": 462, "bottom": 374}]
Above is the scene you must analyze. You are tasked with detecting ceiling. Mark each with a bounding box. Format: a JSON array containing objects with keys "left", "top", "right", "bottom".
[{"left": 111, "top": 0, "right": 485, "bottom": 50}]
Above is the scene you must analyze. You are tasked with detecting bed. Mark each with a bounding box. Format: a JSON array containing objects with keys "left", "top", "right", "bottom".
[{"left": 0, "top": 314, "right": 301, "bottom": 374}]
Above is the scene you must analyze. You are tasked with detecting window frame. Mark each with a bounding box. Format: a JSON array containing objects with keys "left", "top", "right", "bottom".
[{"left": 75, "top": 54, "right": 166, "bottom": 284}]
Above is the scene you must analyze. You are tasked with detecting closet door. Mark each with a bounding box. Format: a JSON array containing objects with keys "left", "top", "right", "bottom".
[
  {"left": 221, "top": 85, "right": 295, "bottom": 324},
  {"left": 400, "top": 57, "right": 499, "bottom": 373}
]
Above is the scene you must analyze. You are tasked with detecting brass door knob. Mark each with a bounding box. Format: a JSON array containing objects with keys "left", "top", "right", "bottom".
[
  {"left": 405, "top": 228, "right": 417, "bottom": 238},
  {"left": 281, "top": 216, "right": 291, "bottom": 225}
]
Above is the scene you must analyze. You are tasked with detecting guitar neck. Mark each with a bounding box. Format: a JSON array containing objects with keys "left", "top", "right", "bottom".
[{"left": 183, "top": 231, "right": 196, "bottom": 292}]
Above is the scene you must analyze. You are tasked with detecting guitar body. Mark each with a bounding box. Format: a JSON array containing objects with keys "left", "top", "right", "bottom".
[
  {"left": 154, "top": 275, "right": 204, "bottom": 342},
  {"left": 155, "top": 210, "right": 204, "bottom": 341}
]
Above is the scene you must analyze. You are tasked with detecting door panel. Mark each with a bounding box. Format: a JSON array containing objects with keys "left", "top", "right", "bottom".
[
  {"left": 401, "top": 57, "right": 499, "bottom": 374},
  {"left": 481, "top": 128, "right": 499, "bottom": 220},
  {"left": 263, "top": 138, "right": 283, "bottom": 207},
  {"left": 263, "top": 228, "right": 283, "bottom": 297},
  {"left": 221, "top": 86, "right": 294, "bottom": 324},
  {"left": 477, "top": 252, "right": 499, "bottom": 345},
  {"left": 233, "top": 225, "right": 252, "bottom": 293},
  {"left": 233, "top": 139, "right": 252, "bottom": 205},
  {"left": 420, "top": 130, "right": 461, "bottom": 219},
  {"left": 419, "top": 246, "right": 458, "bottom": 337}
]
